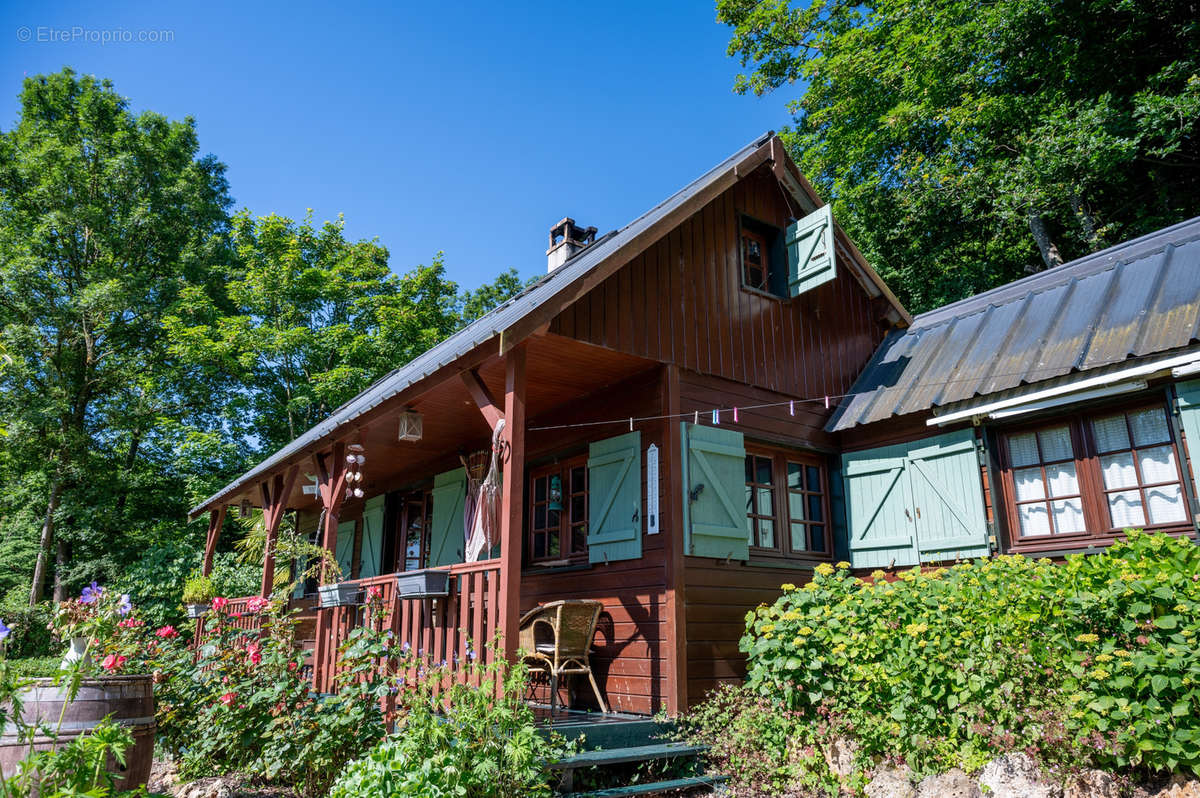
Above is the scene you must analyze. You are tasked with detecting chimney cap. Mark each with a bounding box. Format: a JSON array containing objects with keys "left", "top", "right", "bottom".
[{"left": 546, "top": 217, "right": 598, "bottom": 272}]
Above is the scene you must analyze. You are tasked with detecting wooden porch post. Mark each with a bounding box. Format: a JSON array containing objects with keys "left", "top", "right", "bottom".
[
  {"left": 498, "top": 344, "right": 527, "bottom": 663},
  {"left": 201, "top": 505, "right": 227, "bottom": 578},
  {"left": 311, "top": 443, "right": 348, "bottom": 691},
  {"left": 662, "top": 364, "right": 688, "bottom": 715},
  {"left": 259, "top": 465, "right": 301, "bottom": 599}
]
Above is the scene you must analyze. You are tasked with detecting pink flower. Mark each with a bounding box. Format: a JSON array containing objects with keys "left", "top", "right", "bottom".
[
  {"left": 101, "top": 654, "right": 127, "bottom": 672},
  {"left": 219, "top": 692, "right": 236, "bottom": 707},
  {"left": 117, "top": 618, "right": 143, "bottom": 629},
  {"left": 155, "top": 625, "right": 178, "bottom": 639},
  {"left": 366, "top": 585, "right": 383, "bottom": 600},
  {"left": 211, "top": 597, "right": 229, "bottom": 612},
  {"left": 246, "top": 596, "right": 270, "bottom": 613},
  {"left": 246, "top": 642, "right": 262, "bottom": 666}
]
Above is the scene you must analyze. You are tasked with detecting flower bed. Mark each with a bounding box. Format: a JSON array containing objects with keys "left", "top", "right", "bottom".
[{"left": 680, "top": 531, "right": 1200, "bottom": 795}]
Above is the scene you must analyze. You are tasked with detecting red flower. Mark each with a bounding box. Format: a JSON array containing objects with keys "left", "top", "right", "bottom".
[
  {"left": 246, "top": 596, "right": 270, "bottom": 613},
  {"left": 366, "top": 585, "right": 383, "bottom": 600},
  {"left": 219, "top": 692, "right": 236, "bottom": 707},
  {"left": 211, "top": 597, "right": 229, "bottom": 612},
  {"left": 247, "top": 642, "right": 262, "bottom": 666},
  {"left": 287, "top": 661, "right": 298, "bottom": 672},
  {"left": 155, "top": 625, "right": 178, "bottom": 639},
  {"left": 117, "top": 618, "right": 143, "bottom": 628}
]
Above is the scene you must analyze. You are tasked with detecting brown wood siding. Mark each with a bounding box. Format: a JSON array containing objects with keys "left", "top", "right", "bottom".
[
  {"left": 520, "top": 368, "right": 671, "bottom": 716},
  {"left": 549, "top": 167, "right": 887, "bottom": 400}
]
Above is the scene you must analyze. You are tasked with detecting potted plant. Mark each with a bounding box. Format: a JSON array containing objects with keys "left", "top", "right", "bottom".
[
  {"left": 182, "top": 574, "right": 216, "bottom": 618},
  {"left": 395, "top": 568, "right": 450, "bottom": 598},
  {"left": 0, "top": 584, "right": 157, "bottom": 790},
  {"left": 318, "top": 581, "right": 363, "bottom": 608}
]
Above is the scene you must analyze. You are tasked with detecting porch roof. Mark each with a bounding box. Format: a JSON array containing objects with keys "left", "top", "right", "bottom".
[
  {"left": 191, "top": 132, "right": 790, "bottom": 518},
  {"left": 827, "top": 215, "right": 1200, "bottom": 431}
]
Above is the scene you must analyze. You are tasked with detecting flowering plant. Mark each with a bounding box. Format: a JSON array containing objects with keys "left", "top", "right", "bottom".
[{"left": 51, "top": 582, "right": 141, "bottom": 671}]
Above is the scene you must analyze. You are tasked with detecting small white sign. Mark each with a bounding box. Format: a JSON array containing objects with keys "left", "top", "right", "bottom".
[{"left": 646, "top": 444, "right": 660, "bottom": 534}]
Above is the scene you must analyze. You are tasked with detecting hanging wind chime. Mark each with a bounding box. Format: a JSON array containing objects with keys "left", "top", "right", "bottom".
[{"left": 345, "top": 443, "right": 366, "bottom": 500}]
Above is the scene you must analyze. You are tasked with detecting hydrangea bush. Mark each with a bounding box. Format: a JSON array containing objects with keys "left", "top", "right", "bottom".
[{"left": 683, "top": 531, "right": 1200, "bottom": 794}]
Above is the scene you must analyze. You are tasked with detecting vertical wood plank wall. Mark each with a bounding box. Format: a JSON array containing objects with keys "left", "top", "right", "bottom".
[{"left": 547, "top": 166, "right": 892, "bottom": 710}]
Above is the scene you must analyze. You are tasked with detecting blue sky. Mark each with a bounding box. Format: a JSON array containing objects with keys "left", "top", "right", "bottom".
[{"left": 0, "top": 0, "right": 788, "bottom": 290}]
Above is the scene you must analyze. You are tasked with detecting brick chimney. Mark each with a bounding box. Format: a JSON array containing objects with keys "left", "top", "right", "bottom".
[{"left": 546, "top": 217, "right": 597, "bottom": 272}]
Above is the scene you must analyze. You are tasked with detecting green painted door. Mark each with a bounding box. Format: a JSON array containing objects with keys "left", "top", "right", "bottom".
[
  {"left": 587, "top": 431, "right": 642, "bottom": 564},
  {"left": 840, "top": 429, "right": 988, "bottom": 568},
  {"left": 1175, "top": 380, "right": 1200, "bottom": 526},
  {"left": 681, "top": 423, "right": 749, "bottom": 560},
  {"left": 429, "top": 468, "right": 467, "bottom": 567},
  {"left": 358, "top": 495, "right": 386, "bottom": 578}
]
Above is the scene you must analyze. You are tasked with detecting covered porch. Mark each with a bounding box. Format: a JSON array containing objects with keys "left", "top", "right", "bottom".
[{"left": 191, "top": 331, "right": 668, "bottom": 710}]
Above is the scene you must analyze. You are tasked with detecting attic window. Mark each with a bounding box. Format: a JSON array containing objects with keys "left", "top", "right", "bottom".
[{"left": 739, "top": 216, "right": 787, "bottom": 298}]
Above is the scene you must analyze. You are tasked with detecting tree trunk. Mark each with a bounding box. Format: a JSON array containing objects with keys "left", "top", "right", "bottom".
[
  {"left": 52, "top": 537, "right": 68, "bottom": 603},
  {"left": 1026, "top": 212, "right": 1064, "bottom": 272},
  {"left": 29, "top": 479, "right": 61, "bottom": 606}
]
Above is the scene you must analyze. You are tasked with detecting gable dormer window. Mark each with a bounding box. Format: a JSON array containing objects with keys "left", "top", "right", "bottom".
[
  {"left": 739, "top": 216, "right": 788, "bottom": 298},
  {"left": 741, "top": 229, "right": 769, "bottom": 291}
]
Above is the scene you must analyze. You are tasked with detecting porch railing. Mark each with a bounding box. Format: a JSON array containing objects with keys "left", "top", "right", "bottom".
[{"left": 311, "top": 560, "right": 503, "bottom": 695}]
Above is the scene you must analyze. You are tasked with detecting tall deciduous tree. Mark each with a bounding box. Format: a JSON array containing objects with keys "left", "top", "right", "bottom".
[
  {"left": 718, "top": 0, "right": 1200, "bottom": 311},
  {"left": 0, "top": 69, "right": 233, "bottom": 604}
]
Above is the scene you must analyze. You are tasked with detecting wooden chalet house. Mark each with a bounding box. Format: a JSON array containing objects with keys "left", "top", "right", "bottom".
[{"left": 189, "top": 132, "right": 1200, "bottom": 717}]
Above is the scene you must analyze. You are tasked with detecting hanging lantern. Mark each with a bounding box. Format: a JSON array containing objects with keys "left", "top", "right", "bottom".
[
  {"left": 239, "top": 498, "right": 251, "bottom": 518},
  {"left": 398, "top": 408, "right": 423, "bottom": 442},
  {"left": 548, "top": 474, "right": 564, "bottom": 512}
]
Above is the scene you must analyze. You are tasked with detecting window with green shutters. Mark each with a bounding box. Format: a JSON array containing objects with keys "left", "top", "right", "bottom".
[
  {"left": 682, "top": 423, "right": 748, "bottom": 560},
  {"left": 334, "top": 519, "right": 356, "bottom": 581},
  {"left": 785, "top": 205, "right": 836, "bottom": 297},
  {"left": 428, "top": 468, "right": 467, "bottom": 568},
  {"left": 586, "top": 431, "right": 642, "bottom": 565},
  {"left": 358, "top": 494, "right": 386, "bottom": 578},
  {"left": 840, "top": 428, "right": 989, "bottom": 569}
]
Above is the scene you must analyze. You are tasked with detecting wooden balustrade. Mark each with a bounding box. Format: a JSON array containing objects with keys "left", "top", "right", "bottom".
[{"left": 310, "top": 560, "right": 503, "bottom": 696}]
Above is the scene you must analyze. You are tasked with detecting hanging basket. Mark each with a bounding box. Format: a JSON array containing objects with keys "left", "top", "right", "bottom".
[
  {"left": 317, "top": 583, "right": 363, "bottom": 608},
  {"left": 395, "top": 569, "right": 450, "bottom": 599}
]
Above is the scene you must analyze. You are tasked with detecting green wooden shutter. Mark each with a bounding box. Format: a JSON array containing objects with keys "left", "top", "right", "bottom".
[
  {"left": 682, "top": 423, "right": 749, "bottom": 560},
  {"left": 1174, "top": 380, "right": 1200, "bottom": 522},
  {"left": 907, "top": 430, "right": 989, "bottom": 561},
  {"left": 841, "top": 443, "right": 917, "bottom": 569},
  {"left": 786, "top": 205, "right": 836, "bottom": 297},
  {"left": 335, "top": 519, "right": 356, "bottom": 581},
  {"left": 358, "top": 495, "right": 386, "bottom": 578},
  {"left": 838, "top": 430, "right": 990, "bottom": 569},
  {"left": 588, "top": 431, "right": 642, "bottom": 564},
  {"left": 429, "top": 468, "right": 467, "bottom": 567}
]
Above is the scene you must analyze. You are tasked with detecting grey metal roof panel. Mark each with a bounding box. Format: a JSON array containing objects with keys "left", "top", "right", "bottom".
[
  {"left": 828, "top": 215, "right": 1200, "bottom": 432},
  {"left": 190, "top": 132, "right": 773, "bottom": 516}
]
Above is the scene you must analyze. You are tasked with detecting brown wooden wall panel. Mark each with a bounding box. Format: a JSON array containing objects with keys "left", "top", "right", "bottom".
[
  {"left": 520, "top": 368, "right": 672, "bottom": 716},
  {"left": 681, "top": 560, "right": 814, "bottom": 707},
  {"left": 549, "top": 166, "right": 887, "bottom": 401}
]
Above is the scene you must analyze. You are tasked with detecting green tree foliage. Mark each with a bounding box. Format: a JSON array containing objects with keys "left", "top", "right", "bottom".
[
  {"left": 718, "top": 0, "right": 1200, "bottom": 311},
  {"left": 0, "top": 68, "right": 233, "bottom": 602}
]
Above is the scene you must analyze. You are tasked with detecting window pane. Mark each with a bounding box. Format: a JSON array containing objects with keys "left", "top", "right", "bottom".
[
  {"left": 788, "top": 491, "right": 804, "bottom": 522},
  {"left": 1018, "top": 503, "right": 1051, "bottom": 536},
  {"left": 1129, "top": 407, "right": 1170, "bottom": 447},
  {"left": 571, "top": 465, "right": 586, "bottom": 494},
  {"left": 1051, "top": 498, "right": 1086, "bottom": 534},
  {"left": 1092, "top": 414, "right": 1131, "bottom": 454},
  {"left": 1138, "top": 445, "right": 1178, "bottom": 484},
  {"left": 571, "top": 526, "right": 588, "bottom": 553},
  {"left": 745, "top": 456, "right": 755, "bottom": 483},
  {"left": 745, "top": 484, "right": 755, "bottom": 515},
  {"left": 533, "top": 504, "right": 547, "bottom": 530},
  {"left": 533, "top": 533, "right": 546, "bottom": 560},
  {"left": 787, "top": 462, "right": 802, "bottom": 490},
  {"left": 807, "top": 465, "right": 821, "bottom": 491},
  {"left": 1008, "top": 432, "right": 1040, "bottom": 467},
  {"left": 756, "top": 457, "right": 773, "bottom": 485},
  {"left": 1100, "top": 452, "right": 1138, "bottom": 490},
  {"left": 757, "top": 486, "right": 774, "bottom": 517},
  {"left": 1147, "top": 483, "right": 1187, "bottom": 524},
  {"left": 547, "top": 530, "right": 561, "bottom": 558},
  {"left": 1038, "top": 426, "right": 1074, "bottom": 462},
  {"left": 571, "top": 495, "right": 586, "bottom": 524},
  {"left": 534, "top": 476, "right": 547, "bottom": 502},
  {"left": 1014, "top": 467, "right": 1046, "bottom": 501},
  {"left": 809, "top": 524, "right": 826, "bottom": 552},
  {"left": 1045, "top": 462, "right": 1079, "bottom": 497},
  {"left": 547, "top": 509, "right": 560, "bottom": 529},
  {"left": 790, "top": 522, "right": 807, "bottom": 551},
  {"left": 1107, "top": 490, "right": 1146, "bottom": 528},
  {"left": 758, "top": 518, "right": 775, "bottom": 548},
  {"left": 807, "top": 494, "right": 824, "bottom": 523},
  {"left": 746, "top": 513, "right": 755, "bottom": 545}
]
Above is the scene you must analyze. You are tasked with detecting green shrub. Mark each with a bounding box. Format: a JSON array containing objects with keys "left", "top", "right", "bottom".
[
  {"left": 0, "top": 601, "right": 52, "bottom": 659},
  {"left": 113, "top": 541, "right": 258, "bottom": 629},
  {"left": 5, "top": 656, "right": 60, "bottom": 678},
  {"left": 180, "top": 573, "right": 216, "bottom": 605},
  {"left": 329, "top": 654, "right": 572, "bottom": 798},
  {"left": 691, "top": 531, "right": 1200, "bottom": 790}
]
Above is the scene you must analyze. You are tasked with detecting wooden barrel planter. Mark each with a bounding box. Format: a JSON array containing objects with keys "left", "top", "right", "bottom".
[{"left": 0, "top": 674, "right": 156, "bottom": 790}]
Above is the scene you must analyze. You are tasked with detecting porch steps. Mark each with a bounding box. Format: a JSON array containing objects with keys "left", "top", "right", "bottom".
[
  {"left": 550, "top": 742, "right": 706, "bottom": 769},
  {"left": 561, "top": 773, "right": 727, "bottom": 798}
]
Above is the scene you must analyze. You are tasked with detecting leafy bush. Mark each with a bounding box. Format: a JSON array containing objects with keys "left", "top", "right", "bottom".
[
  {"left": 0, "top": 600, "right": 52, "bottom": 659},
  {"left": 112, "top": 541, "right": 258, "bottom": 629},
  {"left": 689, "top": 531, "right": 1200, "bottom": 792},
  {"left": 149, "top": 593, "right": 391, "bottom": 798},
  {"left": 5, "top": 656, "right": 59, "bottom": 677},
  {"left": 180, "top": 574, "right": 216, "bottom": 605},
  {"left": 329, "top": 653, "right": 571, "bottom": 798}
]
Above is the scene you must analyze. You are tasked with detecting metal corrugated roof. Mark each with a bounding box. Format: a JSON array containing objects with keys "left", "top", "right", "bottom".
[
  {"left": 828, "top": 216, "right": 1200, "bottom": 432},
  {"left": 190, "top": 132, "right": 774, "bottom": 516}
]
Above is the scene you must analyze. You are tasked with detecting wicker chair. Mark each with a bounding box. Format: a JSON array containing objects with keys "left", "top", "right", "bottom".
[{"left": 518, "top": 599, "right": 607, "bottom": 714}]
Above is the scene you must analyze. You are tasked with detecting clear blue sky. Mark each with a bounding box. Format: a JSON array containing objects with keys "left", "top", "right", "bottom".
[{"left": 0, "top": 0, "right": 788, "bottom": 290}]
